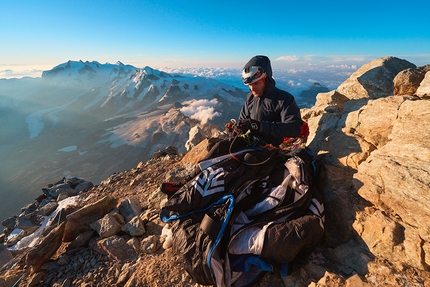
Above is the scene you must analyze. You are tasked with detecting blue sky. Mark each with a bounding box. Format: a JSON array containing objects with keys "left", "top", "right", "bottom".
[{"left": 1, "top": 0, "right": 429, "bottom": 79}]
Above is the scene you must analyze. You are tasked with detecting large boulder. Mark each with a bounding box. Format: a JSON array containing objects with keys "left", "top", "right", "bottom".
[
  {"left": 63, "top": 195, "right": 117, "bottom": 242},
  {"left": 305, "top": 56, "right": 430, "bottom": 273},
  {"left": 352, "top": 99, "right": 430, "bottom": 270},
  {"left": 336, "top": 56, "right": 416, "bottom": 100},
  {"left": 26, "top": 222, "right": 65, "bottom": 274},
  {"left": 185, "top": 125, "right": 207, "bottom": 151},
  {"left": 393, "top": 65, "right": 430, "bottom": 96},
  {"left": 416, "top": 71, "right": 430, "bottom": 98}
]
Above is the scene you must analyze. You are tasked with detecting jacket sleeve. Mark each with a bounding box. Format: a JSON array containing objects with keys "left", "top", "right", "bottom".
[
  {"left": 238, "top": 93, "right": 252, "bottom": 121},
  {"left": 258, "top": 95, "right": 302, "bottom": 145}
]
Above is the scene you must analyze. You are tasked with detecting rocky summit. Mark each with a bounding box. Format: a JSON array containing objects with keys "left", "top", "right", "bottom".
[{"left": 1, "top": 56, "right": 430, "bottom": 286}]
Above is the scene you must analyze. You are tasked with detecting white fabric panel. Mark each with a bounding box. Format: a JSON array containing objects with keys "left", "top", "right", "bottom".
[{"left": 228, "top": 223, "right": 271, "bottom": 256}]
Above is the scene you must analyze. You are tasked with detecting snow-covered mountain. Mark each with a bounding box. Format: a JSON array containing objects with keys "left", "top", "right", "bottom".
[
  {"left": 297, "top": 82, "right": 330, "bottom": 106},
  {"left": 31, "top": 60, "right": 245, "bottom": 139},
  {"left": 0, "top": 60, "right": 247, "bottom": 220}
]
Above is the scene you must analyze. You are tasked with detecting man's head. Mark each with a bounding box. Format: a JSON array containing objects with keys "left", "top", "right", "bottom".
[{"left": 241, "top": 55, "right": 275, "bottom": 97}]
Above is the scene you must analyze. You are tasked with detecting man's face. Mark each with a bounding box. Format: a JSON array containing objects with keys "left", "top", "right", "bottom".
[{"left": 248, "top": 77, "right": 266, "bottom": 97}]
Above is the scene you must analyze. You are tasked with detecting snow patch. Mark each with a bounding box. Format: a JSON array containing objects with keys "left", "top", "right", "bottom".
[
  {"left": 26, "top": 113, "right": 44, "bottom": 138},
  {"left": 58, "top": 145, "right": 77, "bottom": 152},
  {"left": 8, "top": 196, "right": 80, "bottom": 251}
]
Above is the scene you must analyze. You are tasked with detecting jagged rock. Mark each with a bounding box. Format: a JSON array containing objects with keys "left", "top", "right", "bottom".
[
  {"left": 39, "top": 196, "right": 53, "bottom": 208},
  {"left": 1, "top": 215, "right": 17, "bottom": 231},
  {"left": 97, "top": 235, "right": 138, "bottom": 261},
  {"left": 75, "top": 181, "right": 94, "bottom": 193},
  {"left": 20, "top": 202, "right": 38, "bottom": 214},
  {"left": 141, "top": 235, "right": 158, "bottom": 254},
  {"left": 0, "top": 244, "right": 12, "bottom": 268},
  {"left": 26, "top": 272, "right": 45, "bottom": 287},
  {"left": 26, "top": 222, "right": 65, "bottom": 274},
  {"left": 344, "top": 96, "right": 412, "bottom": 149},
  {"left": 121, "top": 216, "right": 146, "bottom": 237},
  {"left": 127, "top": 237, "right": 141, "bottom": 253},
  {"left": 308, "top": 94, "right": 422, "bottom": 171},
  {"left": 65, "top": 177, "right": 85, "bottom": 188},
  {"left": 336, "top": 56, "right": 416, "bottom": 100},
  {"left": 67, "top": 230, "right": 95, "bottom": 250},
  {"left": 4, "top": 228, "right": 26, "bottom": 247},
  {"left": 416, "top": 71, "right": 430, "bottom": 98},
  {"left": 63, "top": 195, "right": 117, "bottom": 242},
  {"left": 324, "top": 240, "right": 373, "bottom": 276},
  {"left": 185, "top": 125, "right": 206, "bottom": 151},
  {"left": 14, "top": 214, "right": 42, "bottom": 233},
  {"left": 43, "top": 183, "right": 76, "bottom": 198},
  {"left": 38, "top": 201, "right": 59, "bottom": 216},
  {"left": 351, "top": 101, "right": 430, "bottom": 269},
  {"left": 302, "top": 90, "right": 349, "bottom": 118},
  {"left": 303, "top": 57, "right": 430, "bottom": 278},
  {"left": 393, "top": 65, "right": 430, "bottom": 96},
  {"left": 145, "top": 221, "right": 163, "bottom": 236},
  {"left": 344, "top": 274, "right": 371, "bottom": 287},
  {"left": 180, "top": 138, "right": 211, "bottom": 165},
  {"left": 118, "top": 198, "right": 143, "bottom": 222},
  {"left": 90, "top": 210, "right": 125, "bottom": 238},
  {"left": 302, "top": 91, "right": 350, "bottom": 151},
  {"left": 152, "top": 146, "right": 179, "bottom": 159}
]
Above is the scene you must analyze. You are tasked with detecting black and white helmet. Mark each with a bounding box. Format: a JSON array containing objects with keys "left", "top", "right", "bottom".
[{"left": 241, "top": 66, "right": 266, "bottom": 85}]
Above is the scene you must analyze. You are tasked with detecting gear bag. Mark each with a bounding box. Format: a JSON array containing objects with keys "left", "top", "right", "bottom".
[{"left": 160, "top": 147, "right": 325, "bottom": 287}]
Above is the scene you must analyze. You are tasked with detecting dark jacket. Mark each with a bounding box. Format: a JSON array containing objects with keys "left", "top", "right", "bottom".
[{"left": 239, "top": 55, "right": 303, "bottom": 145}]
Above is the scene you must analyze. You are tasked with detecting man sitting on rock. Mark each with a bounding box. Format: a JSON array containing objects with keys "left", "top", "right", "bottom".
[{"left": 238, "top": 55, "right": 303, "bottom": 145}]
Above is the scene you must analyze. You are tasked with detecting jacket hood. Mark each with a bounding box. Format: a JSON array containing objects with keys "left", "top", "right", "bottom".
[{"left": 243, "top": 55, "right": 276, "bottom": 86}]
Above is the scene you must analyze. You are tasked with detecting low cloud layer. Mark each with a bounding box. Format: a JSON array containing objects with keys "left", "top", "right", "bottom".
[
  {"left": 180, "top": 99, "right": 221, "bottom": 125},
  {"left": 0, "top": 68, "right": 44, "bottom": 79}
]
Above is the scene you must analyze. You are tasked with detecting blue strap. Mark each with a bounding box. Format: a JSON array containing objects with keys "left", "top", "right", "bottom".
[
  {"left": 206, "top": 195, "right": 235, "bottom": 268},
  {"left": 280, "top": 262, "right": 290, "bottom": 277},
  {"left": 231, "top": 254, "right": 274, "bottom": 273}
]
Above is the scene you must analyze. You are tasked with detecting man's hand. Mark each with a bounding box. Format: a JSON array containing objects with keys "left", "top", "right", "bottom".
[{"left": 238, "top": 118, "right": 261, "bottom": 133}]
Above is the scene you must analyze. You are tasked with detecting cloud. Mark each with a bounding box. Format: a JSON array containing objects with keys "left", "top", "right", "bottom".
[
  {"left": 326, "top": 64, "right": 358, "bottom": 70},
  {"left": 303, "top": 55, "right": 315, "bottom": 62},
  {"left": 180, "top": 99, "right": 221, "bottom": 125},
  {"left": 330, "top": 56, "right": 367, "bottom": 63},
  {"left": 0, "top": 68, "right": 43, "bottom": 79},
  {"left": 276, "top": 56, "right": 299, "bottom": 62}
]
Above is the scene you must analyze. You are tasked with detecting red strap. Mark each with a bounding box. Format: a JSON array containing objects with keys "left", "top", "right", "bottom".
[{"left": 283, "top": 121, "right": 309, "bottom": 143}]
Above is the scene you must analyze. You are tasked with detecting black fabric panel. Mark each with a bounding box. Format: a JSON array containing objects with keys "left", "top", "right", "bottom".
[{"left": 260, "top": 214, "right": 324, "bottom": 263}]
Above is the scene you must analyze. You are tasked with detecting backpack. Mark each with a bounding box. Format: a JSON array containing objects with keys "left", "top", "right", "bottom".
[{"left": 160, "top": 146, "right": 325, "bottom": 287}]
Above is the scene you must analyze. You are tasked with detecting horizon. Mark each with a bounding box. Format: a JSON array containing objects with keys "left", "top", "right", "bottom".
[
  {"left": 0, "top": 59, "right": 355, "bottom": 96},
  {"left": 1, "top": 0, "right": 429, "bottom": 80}
]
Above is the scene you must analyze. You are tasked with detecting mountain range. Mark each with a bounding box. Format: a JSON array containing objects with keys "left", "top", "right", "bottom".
[{"left": 0, "top": 60, "right": 248, "bottom": 220}]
